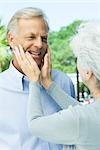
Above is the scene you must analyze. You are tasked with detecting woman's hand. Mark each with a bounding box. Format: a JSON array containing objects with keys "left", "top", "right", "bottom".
[
  {"left": 13, "top": 45, "right": 40, "bottom": 82},
  {"left": 41, "top": 48, "right": 52, "bottom": 89}
]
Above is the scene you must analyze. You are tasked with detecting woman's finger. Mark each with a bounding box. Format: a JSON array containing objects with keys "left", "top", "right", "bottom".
[
  {"left": 47, "top": 47, "right": 51, "bottom": 65},
  {"left": 25, "top": 51, "right": 39, "bottom": 71},
  {"left": 13, "top": 46, "right": 23, "bottom": 64},
  {"left": 18, "top": 44, "right": 26, "bottom": 61},
  {"left": 14, "top": 45, "right": 30, "bottom": 69}
]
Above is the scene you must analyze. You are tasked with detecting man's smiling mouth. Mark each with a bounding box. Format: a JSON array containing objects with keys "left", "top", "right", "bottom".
[{"left": 27, "top": 50, "right": 41, "bottom": 58}]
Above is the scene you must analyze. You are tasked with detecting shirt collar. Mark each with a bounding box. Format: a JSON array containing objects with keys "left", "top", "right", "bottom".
[{"left": 8, "top": 62, "right": 25, "bottom": 91}]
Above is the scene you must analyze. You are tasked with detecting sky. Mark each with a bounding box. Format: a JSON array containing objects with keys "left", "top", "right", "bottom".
[{"left": 0, "top": 0, "right": 100, "bottom": 31}]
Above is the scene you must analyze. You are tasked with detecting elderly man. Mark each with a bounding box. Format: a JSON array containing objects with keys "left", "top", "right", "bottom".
[{"left": 0, "top": 7, "right": 75, "bottom": 150}]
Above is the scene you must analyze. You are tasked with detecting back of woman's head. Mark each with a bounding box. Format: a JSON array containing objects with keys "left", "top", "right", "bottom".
[{"left": 70, "top": 21, "right": 100, "bottom": 82}]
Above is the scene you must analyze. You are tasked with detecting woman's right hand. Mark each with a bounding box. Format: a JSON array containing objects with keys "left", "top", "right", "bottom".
[{"left": 13, "top": 45, "right": 40, "bottom": 82}]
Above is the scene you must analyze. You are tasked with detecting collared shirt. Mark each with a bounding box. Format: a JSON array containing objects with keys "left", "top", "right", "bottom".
[{"left": 0, "top": 63, "right": 75, "bottom": 150}]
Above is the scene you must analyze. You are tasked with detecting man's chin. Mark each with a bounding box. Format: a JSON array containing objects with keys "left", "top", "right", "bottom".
[{"left": 33, "top": 58, "right": 42, "bottom": 68}]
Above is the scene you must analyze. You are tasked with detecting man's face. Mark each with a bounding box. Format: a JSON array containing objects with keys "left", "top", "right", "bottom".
[{"left": 9, "top": 17, "right": 48, "bottom": 68}]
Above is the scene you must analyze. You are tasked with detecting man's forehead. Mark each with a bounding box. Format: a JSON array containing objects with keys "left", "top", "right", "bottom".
[
  {"left": 26, "top": 32, "right": 48, "bottom": 36},
  {"left": 18, "top": 19, "right": 48, "bottom": 36}
]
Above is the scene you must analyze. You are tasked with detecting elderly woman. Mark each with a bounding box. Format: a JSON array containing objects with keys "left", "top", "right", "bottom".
[{"left": 14, "top": 21, "right": 100, "bottom": 150}]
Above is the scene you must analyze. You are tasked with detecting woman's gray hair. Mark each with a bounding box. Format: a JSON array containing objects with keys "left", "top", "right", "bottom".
[
  {"left": 70, "top": 21, "right": 100, "bottom": 82},
  {"left": 7, "top": 7, "right": 49, "bottom": 35}
]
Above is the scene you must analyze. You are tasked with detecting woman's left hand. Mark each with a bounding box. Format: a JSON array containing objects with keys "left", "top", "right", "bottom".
[{"left": 40, "top": 48, "right": 52, "bottom": 89}]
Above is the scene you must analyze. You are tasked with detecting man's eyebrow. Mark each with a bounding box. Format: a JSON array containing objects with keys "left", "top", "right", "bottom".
[
  {"left": 26, "top": 33, "right": 36, "bottom": 36},
  {"left": 26, "top": 33, "right": 48, "bottom": 36},
  {"left": 41, "top": 34, "right": 48, "bottom": 38}
]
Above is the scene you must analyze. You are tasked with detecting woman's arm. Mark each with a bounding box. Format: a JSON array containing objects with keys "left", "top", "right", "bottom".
[
  {"left": 27, "top": 81, "right": 79, "bottom": 145},
  {"left": 47, "top": 82, "right": 79, "bottom": 109}
]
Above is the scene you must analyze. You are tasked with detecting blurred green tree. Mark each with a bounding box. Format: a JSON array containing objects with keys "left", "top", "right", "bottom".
[
  {"left": 48, "top": 20, "right": 82, "bottom": 73},
  {"left": 0, "top": 19, "right": 12, "bottom": 72}
]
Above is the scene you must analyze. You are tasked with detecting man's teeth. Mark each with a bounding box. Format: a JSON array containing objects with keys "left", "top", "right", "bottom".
[{"left": 29, "top": 51, "right": 41, "bottom": 55}]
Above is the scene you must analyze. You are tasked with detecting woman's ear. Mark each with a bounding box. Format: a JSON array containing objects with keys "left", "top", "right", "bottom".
[{"left": 85, "top": 70, "right": 93, "bottom": 81}]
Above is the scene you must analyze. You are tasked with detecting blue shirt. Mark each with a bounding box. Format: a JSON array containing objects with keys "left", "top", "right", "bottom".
[{"left": 0, "top": 63, "right": 75, "bottom": 150}]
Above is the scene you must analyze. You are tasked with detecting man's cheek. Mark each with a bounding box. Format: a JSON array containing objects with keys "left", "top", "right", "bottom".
[{"left": 42, "top": 49, "right": 47, "bottom": 58}]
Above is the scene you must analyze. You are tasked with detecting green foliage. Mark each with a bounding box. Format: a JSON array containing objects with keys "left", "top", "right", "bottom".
[
  {"left": 0, "top": 19, "right": 12, "bottom": 72},
  {"left": 48, "top": 20, "right": 82, "bottom": 73},
  {"left": 0, "top": 47, "right": 12, "bottom": 72},
  {"left": 0, "top": 19, "right": 8, "bottom": 47}
]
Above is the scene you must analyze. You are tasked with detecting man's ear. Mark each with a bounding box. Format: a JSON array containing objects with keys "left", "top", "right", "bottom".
[{"left": 7, "top": 32, "right": 15, "bottom": 48}]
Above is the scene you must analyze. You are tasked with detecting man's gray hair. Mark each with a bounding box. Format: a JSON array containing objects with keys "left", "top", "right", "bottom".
[
  {"left": 70, "top": 21, "right": 100, "bottom": 82},
  {"left": 7, "top": 7, "right": 49, "bottom": 35}
]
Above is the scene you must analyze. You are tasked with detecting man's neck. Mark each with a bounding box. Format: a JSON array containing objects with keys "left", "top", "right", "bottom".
[{"left": 12, "top": 59, "right": 24, "bottom": 74}]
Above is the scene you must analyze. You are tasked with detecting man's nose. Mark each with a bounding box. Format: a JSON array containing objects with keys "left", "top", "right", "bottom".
[{"left": 34, "top": 37, "right": 43, "bottom": 49}]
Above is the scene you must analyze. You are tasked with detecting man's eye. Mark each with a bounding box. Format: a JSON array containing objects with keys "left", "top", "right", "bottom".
[
  {"left": 26, "top": 37, "right": 35, "bottom": 40},
  {"left": 42, "top": 37, "right": 47, "bottom": 43}
]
